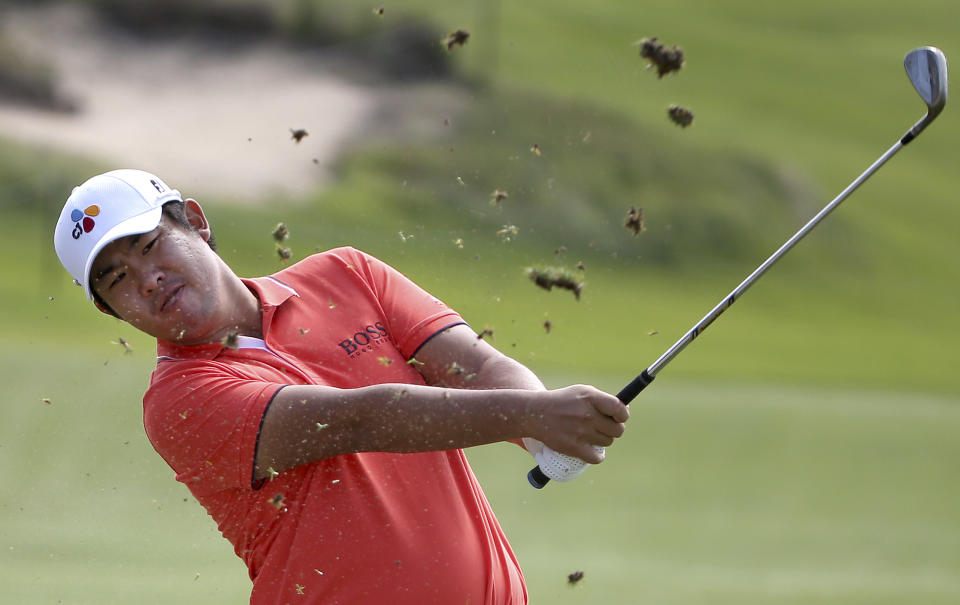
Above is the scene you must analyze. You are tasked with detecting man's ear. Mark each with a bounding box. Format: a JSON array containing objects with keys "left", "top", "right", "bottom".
[
  {"left": 93, "top": 299, "right": 120, "bottom": 318},
  {"left": 183, "top": 198, "right": 212, "bottom": 242}
]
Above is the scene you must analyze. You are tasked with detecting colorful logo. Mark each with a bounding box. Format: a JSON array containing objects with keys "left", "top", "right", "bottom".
[{"left": 70, "top": 205, "right": 100, "bottom": 239}]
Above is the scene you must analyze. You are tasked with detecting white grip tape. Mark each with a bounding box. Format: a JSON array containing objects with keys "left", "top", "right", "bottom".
[{"left": 522, "top": 438, "right": 602, "bottom": 482}]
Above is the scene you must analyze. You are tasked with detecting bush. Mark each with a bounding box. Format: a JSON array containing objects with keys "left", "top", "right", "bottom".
[{"left": 0, "top": 37, "right": 76, "bottom": 112}]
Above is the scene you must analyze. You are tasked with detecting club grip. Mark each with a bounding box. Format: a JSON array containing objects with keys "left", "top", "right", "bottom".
[
  {"left": 527, "top": 465, "right": 551, "bottom": 489},
  {"left": 527, "top": 370, "right": 655, "bottom": 489},
  {"left": 615, "top": 369, "right": 655, "bottom": 404}
]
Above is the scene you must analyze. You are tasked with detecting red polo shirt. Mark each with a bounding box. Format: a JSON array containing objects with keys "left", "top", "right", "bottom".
[{"left": 143, "top": 247, "right": 527, "bottom": 605}]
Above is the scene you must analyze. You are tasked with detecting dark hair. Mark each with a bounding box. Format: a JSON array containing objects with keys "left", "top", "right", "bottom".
[
  {"left": 161, "top": 201, "right": 218, "bottom": 252},
  {"left": 92, "top": 200, "right": 217, "bottom": 318}
]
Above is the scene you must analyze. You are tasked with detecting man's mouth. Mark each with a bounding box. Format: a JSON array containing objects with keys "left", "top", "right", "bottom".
[{"left": 159, "top": 284, "right": 184, "bottom": 312}]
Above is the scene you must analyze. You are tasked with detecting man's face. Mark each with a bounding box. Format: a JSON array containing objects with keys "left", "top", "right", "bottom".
[{"left": 89, "top": 207, "right": 233, "bottom": 344}]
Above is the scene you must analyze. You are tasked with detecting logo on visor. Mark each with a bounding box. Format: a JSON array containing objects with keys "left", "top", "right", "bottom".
[{"left": 70, "top": 205, "right": 100, "bottom": 239}]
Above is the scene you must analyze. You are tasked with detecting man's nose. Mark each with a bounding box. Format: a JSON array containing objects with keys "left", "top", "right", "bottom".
[{"left": 140, "top": 268, "right": 165, "bottom": 296}]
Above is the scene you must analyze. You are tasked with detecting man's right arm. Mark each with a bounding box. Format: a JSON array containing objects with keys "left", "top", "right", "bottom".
[{"left": 253, "top": 382, "right": 626, "bottom": 481}]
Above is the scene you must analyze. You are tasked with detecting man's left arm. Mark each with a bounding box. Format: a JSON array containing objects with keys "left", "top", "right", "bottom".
[
  {"left": 413, "top": 324, "right": 546, "bottom": 392},
  {"left": 413, "top": 324, "right": 627, "bottom": 483},
  {"left": 412, "top": 323, "right": 547, "bottom": 449}
]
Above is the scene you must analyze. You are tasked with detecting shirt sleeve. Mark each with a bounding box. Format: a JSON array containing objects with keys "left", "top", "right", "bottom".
[
  {"left": 331, "top": 248, "right": 465, "bottom": 359},
  {"left": 143, "top": 361, "right": 283, "bottom": 496}
]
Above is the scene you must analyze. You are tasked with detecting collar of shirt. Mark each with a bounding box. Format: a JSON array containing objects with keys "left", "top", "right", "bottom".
[{"left": 156, "top": 275, "right": 300, "bottom": 360}]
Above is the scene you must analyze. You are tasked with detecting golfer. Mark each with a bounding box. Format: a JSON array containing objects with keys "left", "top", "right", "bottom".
[{"left": 54, "top": 169, "right": 629, "bottom": 604}]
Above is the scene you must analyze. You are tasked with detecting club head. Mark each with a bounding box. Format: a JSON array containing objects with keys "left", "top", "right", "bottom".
[{"left": 903, "top": 46, "right": 948, "bottom": 140}]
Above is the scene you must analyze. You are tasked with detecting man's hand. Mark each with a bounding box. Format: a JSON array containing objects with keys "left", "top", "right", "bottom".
[{"left": 523, "top": 385, "right": 628, "bottom": 463}]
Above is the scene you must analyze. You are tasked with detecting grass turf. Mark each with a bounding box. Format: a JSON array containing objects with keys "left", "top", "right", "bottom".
[{"left": 2, "top": 347, "right": 958, "bottom": 604}]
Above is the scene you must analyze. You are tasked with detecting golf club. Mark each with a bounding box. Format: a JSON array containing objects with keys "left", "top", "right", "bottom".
[{"left": 528, "top": 46, "right": 948, "bottom": 489}]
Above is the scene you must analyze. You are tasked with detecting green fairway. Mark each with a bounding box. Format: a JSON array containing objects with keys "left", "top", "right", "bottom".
[
  {"left": 2, "top": 348, "right": 958, "bottom": 604},
  {"left": 476, "top": 380, "right": 960, "bottom": 604}
]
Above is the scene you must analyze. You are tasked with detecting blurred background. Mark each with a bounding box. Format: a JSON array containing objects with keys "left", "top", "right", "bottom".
[{"left": 1, "top": 1, "right": 957, "bottom": 603}]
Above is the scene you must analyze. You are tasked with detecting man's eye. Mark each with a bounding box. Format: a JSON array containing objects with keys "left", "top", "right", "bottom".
[
  {"left": 110, "top": 272, "right": 126, "bottom": 289},
  {"left": 143, "top": 236, "right": 158, "bottom": 254}
]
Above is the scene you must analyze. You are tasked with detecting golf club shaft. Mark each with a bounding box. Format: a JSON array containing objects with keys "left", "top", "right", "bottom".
[
  {"left": 620, "top": 136, "right": 907, "bottom": 403},
  {"left": 531, "top": 135, "right": 910, "bottom": 490}
]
